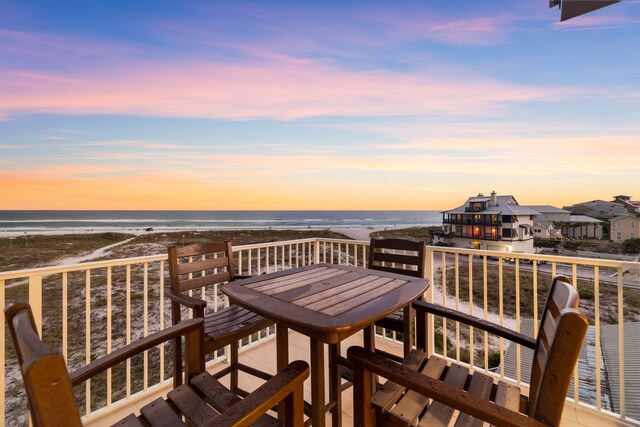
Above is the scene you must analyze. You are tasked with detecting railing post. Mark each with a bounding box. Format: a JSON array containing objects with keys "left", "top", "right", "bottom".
[
  {"left": 314, "top": 239, "right": 320, "bottom": 265},
  {"left": 28, "top": 275, "right": 43, "bottom": 336},
  {"left": 424, "top": 247, "right": 434, "bottom": 357}
]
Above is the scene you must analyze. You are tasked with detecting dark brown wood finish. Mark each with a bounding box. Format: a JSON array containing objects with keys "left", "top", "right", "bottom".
[
  {"left": 223, "top": 263, "right": 429, "bottom": 427},
  {"left": 224, "top": 263, "right": 428, "bottom": 344},
  {"left": 6, "top": 303, "right": 309, "bottom": 427},
  {"left": 167, "top": 241, "right": 273, "bottom": 391},
  {"left": 347, "top": 275, "right": 589, "bottom": 427},
  {"left": 368, "top": 238, "right": 427, "bottom": 356}
]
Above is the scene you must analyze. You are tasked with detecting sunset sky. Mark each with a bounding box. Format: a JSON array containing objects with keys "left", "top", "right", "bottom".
[{"left": 1, "top": 0, "right": 639, "bottom": 210}]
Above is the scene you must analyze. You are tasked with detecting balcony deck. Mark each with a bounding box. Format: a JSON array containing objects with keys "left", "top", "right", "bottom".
[
  {"left": 81, "top": 329, "right": 627, "bottom": 427},
  {"left": 1, "top": 237, "right": 638, "bottom": 426}
]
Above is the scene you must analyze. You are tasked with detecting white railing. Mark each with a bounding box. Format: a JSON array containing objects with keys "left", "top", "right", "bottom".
[{"left": 1, "top": 238, "right": 638, "bottom": 426}]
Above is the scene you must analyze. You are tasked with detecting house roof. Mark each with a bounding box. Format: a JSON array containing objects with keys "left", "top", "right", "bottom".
[
  {"left": 569, "top": 215, "right": 603, "bottom": 223},
  {"left": 526, "top": 205, "right": 571, "bottom": 214},
  {"left": 502, "top": 319, "right": 612, "bottom": 412},
  {"left": 600, "top": 323, "right": 640, "bottom": 421},
  {"left": 443, "top": 195, "right": 539, "bottom": 216},
  {"left": 610, "top": 214, "right": 640, "bottom": 222}
]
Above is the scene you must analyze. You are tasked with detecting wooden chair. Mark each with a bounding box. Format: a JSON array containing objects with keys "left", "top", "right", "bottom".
[
  {"left": 167, "top": 241, "right": 274, "bottom": 392},
  {"left": 369, "top": 238, "right": 427, "bottom": 356},
  {"left": 6, "top": 303, "right": 309, "bottom": 427},
  {"left": 348, "top": 275, "right": 588, "bottom": 427}
]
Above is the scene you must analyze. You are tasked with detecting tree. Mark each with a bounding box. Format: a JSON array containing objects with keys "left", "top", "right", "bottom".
[{"left": 622, "top": 238, "right": 640, "bottom": 254}]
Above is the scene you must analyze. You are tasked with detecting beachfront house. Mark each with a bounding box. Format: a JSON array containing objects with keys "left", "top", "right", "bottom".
[
  {"left": 435, "top": 191, "right": 537, "bottom": 253},
  {"left": 610, "top": 214, "right": 639, "bottom": 241}
]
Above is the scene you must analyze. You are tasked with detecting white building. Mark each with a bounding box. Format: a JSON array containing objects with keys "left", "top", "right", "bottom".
[{"left": 435, "top": 191, "right": 537, "bottom": 253}]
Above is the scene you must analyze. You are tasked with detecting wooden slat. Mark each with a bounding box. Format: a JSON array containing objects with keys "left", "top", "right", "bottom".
[
  {"left": 276, "top": 271, "right": 369, "bottom": 302},
  {"left": 320, "top": 279, "right": 407, "bottom": 317},
  {"left": 167, "top": 384, "right": 219, "bottom": 427},
  {"left": 178, "top": 271, "right": 231, "bottom": 293},
  {"left": 372, "top": 239, "right": 423, "bottom": 251},
  {"left": 174, "top": 242, "right": 227, "bottom": 257},
  {"left": 110, "top": 414, "right": 145, "bottom": 427},
  {"left": 389, "top": 355, "right": 448, "bottom": 426},
  {"left": 371, "top": 265, "right": 422, "bottom": 278},
  {"left": 302, "top": 276, "right": 395, "bottom": 311},
  {"left": 372, "top": 350, "right": 427, "bottom": 411},
  {"left": 492, "top": 381, "right": 522, "bottom": 427},
  {"left": 372, "top": 252, "right": 420, "bottom": 265},
  {"left": 416, "top": 364, "right": 469, "bottom": 427},
  {"left": 246, "top": 267, "right": 331, "bottom": 290},
  {"left": 255, "top": 269, "right": 346, "bottom": 294},
  {"left": 177, "top": 257, "right": 229, "bottom": 275},
  {"left": 139, "top": 397, "right": 186, "bottom": 427},
  {"left": 191, "top": 371, "right": 242, "bottom": 410},
  {"left": 453, "top": 372, "right": 494, "bottom": 427},
  {"left": 290, "top": 274, "right": 380, "bottom": 306}
]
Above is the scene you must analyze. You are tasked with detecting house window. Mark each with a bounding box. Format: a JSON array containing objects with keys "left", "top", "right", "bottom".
[
  {"left": 631, "top": 221, "right": 636, "bottom": 228},
  {"left": 618, "top": 221, "right": 622, "bottom": 227},
  {"left": 631, "top": 232, "right": 637, "bottom": 239},
  {"left": 502, "top": 228, "right": 513, "bottom": 238},
  {"left": 616, "top": 232, "right": 623, "bottom": 240},
  {"left": 502, "top": 215, "right": 513, "bottom": 223}
]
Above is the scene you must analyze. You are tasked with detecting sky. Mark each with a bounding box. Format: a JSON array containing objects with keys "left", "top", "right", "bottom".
[{"left": 1, "top": 0, "right": 639, "bottom": 210}]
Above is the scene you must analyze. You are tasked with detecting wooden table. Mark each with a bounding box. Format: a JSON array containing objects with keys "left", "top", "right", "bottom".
[{"left": 223, "top": 263, "right": 429, "bottom": 427}]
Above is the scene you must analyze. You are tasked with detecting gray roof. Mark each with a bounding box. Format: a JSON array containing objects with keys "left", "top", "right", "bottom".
[
  {"left": 569, "top": 215, "right": 603, "bottom": 223},
  {"left": 503, "top": 319, "right": 613, "bottom": 411},
  {"left": 503, "top": 320, "right": 640, "bottom": 420},
  {"left": 600, "top": 322, "right": 640, "bottom": 421},
  {"left": 526, "top": 205, "right": 571, "bottom": 214},
  {"left": 534, "top": 221, "right": 555, "bottom": 229},
  {"left": 444, "top": 195, "right": 539, "bottom": 216}
]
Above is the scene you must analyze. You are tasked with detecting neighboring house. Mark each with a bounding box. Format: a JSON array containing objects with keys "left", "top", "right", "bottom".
[
  {"left": 610, "top": 214, "right": 639, "bottom": 241},
  {"left": 527, "top": 205, "right": 602, "bottom": 239},
  {"left": 612, "top": 195, "right": 640, "bottom": 214},
  {"left": 564, "top": 199, "right": 629, "bottom": 221},
  {"left": 563, "top": 215, "right": 604, "bottom": 239},
  {"left": 435, "top": 191, "right": 536, "bottom": 253},
  {"left": 526, "top": 205, "right": 571, "bottom": 223},
  {"left": 532, "top": 221, "right": 562, "bottom": 239}
]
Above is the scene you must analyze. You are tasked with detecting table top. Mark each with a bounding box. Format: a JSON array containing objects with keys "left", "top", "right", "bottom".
[{"left": 223, "top": 263, "right": 429, "bottom": 344}]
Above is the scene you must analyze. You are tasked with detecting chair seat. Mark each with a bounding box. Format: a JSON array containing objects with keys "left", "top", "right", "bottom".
[
  {"left": 372, "top": 350, "right": 522, "bottom": 427},
  {"left": 113, "top": 371, "right": 279, "bottom": 427},
  {"left": 204, "top": 304, "right": 273, "bottom": 349}
]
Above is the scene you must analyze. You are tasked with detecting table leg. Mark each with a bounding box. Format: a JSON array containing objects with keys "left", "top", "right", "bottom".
[
  {"left": 329, "top": 343, "right": 342, "bottom": 427},
  {"left": 277, "top": 324, "right": 290, "bottom": 423},
  {"left": 310, "top": 338, "right": 325, "bottom": 427},
  {"left": 363, "top": 326, "right": 377, "bottom": 394}
]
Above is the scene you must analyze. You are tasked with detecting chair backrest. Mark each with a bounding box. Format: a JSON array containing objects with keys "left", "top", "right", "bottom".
[
  {"left": 368, "top": 238, "right": 426, "bottom": 278},
  {"left": 528, "top": 275, "right": 588, "bottom": 425},
  {"left": 5, "top": 303, "right": 83, "bottom": 427},
  {"left": 168, "top": 241, "right": 236, "bottom": 293}
]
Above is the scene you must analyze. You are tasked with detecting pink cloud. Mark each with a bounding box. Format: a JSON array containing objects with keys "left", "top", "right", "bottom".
[{"left": 0, "top": 54, "right": 555, "bottom": 120}]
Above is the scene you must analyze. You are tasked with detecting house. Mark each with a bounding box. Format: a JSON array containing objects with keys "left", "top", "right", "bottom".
[
  {"left": 612, "top": 195, "right": 640, "bottom": 214},
  {"left": 435, "top": 191, "right": 537, "bottom": 253},
  {"left": 563, "top": 199, "right": 629, "bottom": 221},
  {"left": 610, "top": 214, "right": 639, "bottom": 241},
  {"left": 532, "top": 221, "right": 562, "bottom": 239},
  {"left": 564, "top": 215, "right": 604, "bottom": 239}
]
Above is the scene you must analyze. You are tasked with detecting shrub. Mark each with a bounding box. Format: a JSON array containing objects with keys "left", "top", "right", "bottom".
[{"left": 622, "top": 238, "right": 640, "bottom": 254}]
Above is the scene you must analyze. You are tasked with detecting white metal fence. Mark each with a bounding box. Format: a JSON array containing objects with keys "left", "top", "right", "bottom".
[{"left": 1, "top": 238, "right": 638, "bottom": 425}]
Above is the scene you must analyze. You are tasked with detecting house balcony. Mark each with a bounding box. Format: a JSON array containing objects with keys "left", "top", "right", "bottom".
[
  {"left": 443, "top": 218, "right": 502, "bottom": 227},
  {"left": 1, "top": 238, "right": 638, "bottom": 426}
]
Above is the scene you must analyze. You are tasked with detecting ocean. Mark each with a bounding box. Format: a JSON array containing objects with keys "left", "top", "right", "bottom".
[{"left": 0, "top": 210, "right": 442, "bottom": 234}]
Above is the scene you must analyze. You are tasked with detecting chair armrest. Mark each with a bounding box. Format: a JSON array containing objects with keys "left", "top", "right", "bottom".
[
  {"left": 347, "top": 346, "right": 548, "bottom": 427},
  {"left": 413, "top": 301, "right": 536, "bottom": 349},
  {"left": 70, "top": 318, "right": 203, "bottom": 386},
  {"left": 212, "top": 360, "right": 310, "bottom": 426},
  {"left": 165, "top": 288, "right": 207, "bottom": 311}
]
